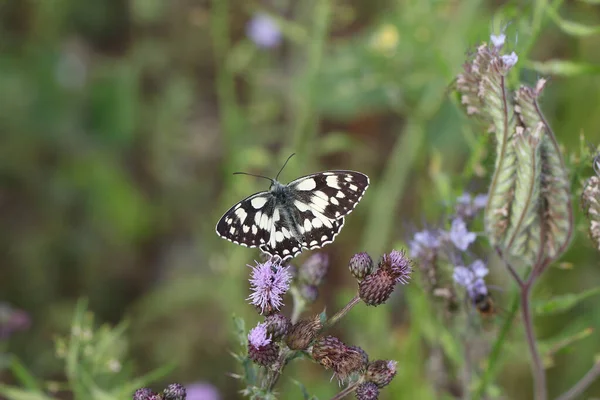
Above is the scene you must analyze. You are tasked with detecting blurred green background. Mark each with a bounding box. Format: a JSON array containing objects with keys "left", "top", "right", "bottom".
[{"left": 2, "top": 0, "right": 600, "bottom": 399}]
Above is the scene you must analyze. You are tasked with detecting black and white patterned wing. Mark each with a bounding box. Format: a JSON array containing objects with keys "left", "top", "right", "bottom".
[
  {"left": 215, "top": 192, "right": 276, "bottom": 249},
  {"left": 287, "top": 171, "right": 369, "bottom": 220}
]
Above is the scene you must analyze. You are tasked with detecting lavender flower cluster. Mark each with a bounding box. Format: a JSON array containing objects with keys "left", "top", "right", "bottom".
[{"left": 409, "top": 192, "right": 492, "bottom": 316}]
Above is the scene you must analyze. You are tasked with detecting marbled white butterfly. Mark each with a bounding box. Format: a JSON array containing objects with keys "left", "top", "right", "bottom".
[{"left": 215, "top": 155, "right": 369, "bottom": 260}]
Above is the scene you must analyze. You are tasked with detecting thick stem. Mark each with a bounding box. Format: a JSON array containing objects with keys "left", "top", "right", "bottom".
[
  {"left": 323, "top": 294, "right": 361, "bottom": 330},
  {"left": 521, "top": 282, "right": 547, "bottom": 400},
  {"left": 555, "top": 362, "right": 600, "bottom": 400},
  {"left": 329, "top": 382, "right": 361, "bottom": 400}
]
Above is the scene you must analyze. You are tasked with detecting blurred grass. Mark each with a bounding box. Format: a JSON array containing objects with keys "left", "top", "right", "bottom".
[{"left": 2, "top": 0, "right": 600, "bottom": 399}]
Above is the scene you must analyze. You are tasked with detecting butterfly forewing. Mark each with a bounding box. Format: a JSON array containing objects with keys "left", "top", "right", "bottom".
[
  {"left": 215, "top": 170, "right": 369, "bottom": 260},
  {"left": 215, "top": 192, "right": 275, "bottom": 249}
]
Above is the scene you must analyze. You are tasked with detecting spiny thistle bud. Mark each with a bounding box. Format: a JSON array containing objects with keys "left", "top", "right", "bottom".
[
  {"left": 247, "top": 323, "right": 279, "bottom": 366},
  {"left": 163, "top": 383, "right": 186, "bottom": 400},
  {"left": 582, "top": 176, "right": 600, "bottom": 251},
  {"left": 349, "top": 252, "right": 374, "bottom": 280},
  {"left": 366, "top": 360, "right": 398, "bottom": 388},
  {"left": 311, "top": 336, "right": 368, "bottom": 382},
  {"left": 348, "top": 345, "right": 369, "bottom": 371},
  {"left": 299, "top": 253, "right": 329, "bottom": 286},
  {"left": 133, "top": 388, "right": 158, "bottom": 400},
  {"left": 264, "top": 313, "right": 291, "bottom": 341},
  {"left": 359, "top": 268, "right": 395, "bottom": 306},
  {"left": 312, "top": 335, "right": 346, "bottom": 370},
  {"left": 355, "top": 382, "right": 379, "bottom": 400},
  {"left": 299, "top": 284, "right": 319, "bottom": 303},
  {"left": 285, "top": 315, "right": 322, "bottom": 350}
]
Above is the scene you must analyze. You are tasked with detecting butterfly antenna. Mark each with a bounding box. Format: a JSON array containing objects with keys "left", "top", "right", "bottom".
[
  {"left": 232, "top": 171, "right": 274, "bottom": 183},
  {"left": 275, "top": 153, "right": 296, "bottom": 181}
]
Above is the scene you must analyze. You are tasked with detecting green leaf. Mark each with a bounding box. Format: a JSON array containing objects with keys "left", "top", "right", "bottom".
[
  {"left": 526, "top": 60, "right": 600, "bottom": 76},
  {"left": 0, "top": 385, "right": 54, "bottom": 400},
  {"left": 547, "top": 7, "right": 600, "bottom": 36},
  {"left": 534, "top": 287, "right": 600, "bottom": 315},
  {"left": 8, "top": 356, "right": 42, "bottom": 391},
  {"left": 290, "top": 379, "right": 318, "bottom": 400}
]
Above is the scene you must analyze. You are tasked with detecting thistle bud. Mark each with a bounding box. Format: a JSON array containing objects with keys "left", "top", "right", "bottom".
[
  {"left": 133, "top": 388, "right": 157, "bottom": 400},
  {"left": 366, "top": 360, "right": 397, "bottom": 388},
  {"left": 299, "top": 253, "right": 329, "bottom": 286},
  {"left": 355, "top": 382, "right": 379, "bottom": 400},
  {"left": 163, "top": 383, "right": 186, "bottom": 400},
  {"left": 348, "top": 252, "right": 374, "bottom": 280},
  {"left": 358, "top": 268, "right": 395, "bottom": 306},
  {"left": 264, "top": 313, "right": 291, "bottom": 341},
  {"left": 312, "top": 336, "right": 368, "bottom": 382},
  {"left": 285, "top": 316, "right": 322, "bottom": 350}
]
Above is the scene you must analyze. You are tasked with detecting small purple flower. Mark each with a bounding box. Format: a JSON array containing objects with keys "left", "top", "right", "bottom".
[
  {"left": 501, "top": 51, "right": 518, "bottom": 68},
  {"left": 453, "top": 260, "right": 488, "bottom": 299},
  {"left": 185, "top": 382, "right": 221, "bottom": 400},
  {"left": 246, "top": 13, "right": 282, "bottom": 49},
  {"left": 247, "top": 259, "right": 291, "bottom": 314},
  {"left": 473, "top": 194, "right": 488, "bottom": 209},
  {"left": 490, "top": 33, "right": 506, "bottom": 48},
  {"left": 248, "top": 323, "right": 271, "bottom": 348},
  {"left": 409, "top": 229, "right": 440, "bottom": 259},
  {"left": 386, "top": 250, "right": 412, "bottom": 284},
  {"left": 448, "top": 218, "right": 476, "bottom": 251}
]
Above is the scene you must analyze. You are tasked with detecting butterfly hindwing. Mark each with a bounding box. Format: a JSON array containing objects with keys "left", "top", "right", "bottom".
[
  {"left": 215, "top": 192, "right": 275, "bottom": 249},
  {"left": 258, "top": 206, "right": 304, "bottom": 259},
  {"left": 288, "top": 171, "right": 369, "bottom": 220}
]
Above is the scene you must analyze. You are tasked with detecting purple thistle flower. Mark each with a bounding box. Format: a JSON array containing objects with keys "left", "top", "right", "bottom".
[
  {"left": 247, "top": 259, "right": 291, "bottom": 314},
  {"left": 385, "top": 250, "right": 412, "bottom": 284},
  {"left": 248, "top": 323, "right": 271, "bottom": 348},
  {"left": 246, "top": 13, "right": 282, "bottom": 49},
  {"left": 185, "top": 383, "right": 221, "bottom": 400},
  {"left": 448, "top": 218, "right": 477, "bottom": 251},
  {"left": 453, "top": 260, "right": 489, "bottom": 299}
]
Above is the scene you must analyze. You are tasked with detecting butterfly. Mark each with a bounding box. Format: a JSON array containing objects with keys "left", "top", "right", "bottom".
[{"left": 215, "top": 155, "right": 369, "bottom": 260}]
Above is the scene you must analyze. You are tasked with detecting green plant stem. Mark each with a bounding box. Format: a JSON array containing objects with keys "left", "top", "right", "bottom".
[
  {"left": 323, "top": 294, "right": 361, "bottom": 330},
  {"left": 330, "top": 381, "right": 361, "bottom": 400},
  {"left": 474, "top": 288, "right": 520, "bottom": 399},
  {"left": 290, "top": 0, "right": 331, "bottom": 164},
  {"left": 520, "top": 281, "right": 547, "bottom": 400},
  {"left": 555, "top": 362, "right": 600, "bottom": 400},
  {"left": 265, "top": 349, "right": 293, "bottom": 392},
  {"left": 210, "top": 0, "right": 243, "bottom": 176}
]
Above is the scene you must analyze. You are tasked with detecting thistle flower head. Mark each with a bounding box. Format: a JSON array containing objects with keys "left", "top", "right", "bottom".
[
  {"left": 246, "top": 13, "right": 282, "bottom": 49},
  {"left": 133, "top": 388, "right": 156, "bottom": 400},
  {"left": 247, "top": 259, "right": 291, "bottom": 315},
  {"left": 448, "top": 218, "right": 477, "bottom": 251},
  {"left": 248, "top": 323, "right": 279, "bottom": 366},
  {"left": 264, "top": 313, "right": 291, "bottom": 341},
  {"left": 312, "top": 336, "right": 368, "bottom": 383},
  {"left": 163, "top": 383, "right": 186, "bottom": 400},
  {"left": 366, "top": 360, "right": 398, "bottom": 388},
  {"left": 359, "top": 250, "right": 412, "bottom": 306},
  {"left": 380, "top": 250, "right": 413, "bottom": 284},
  {"left": 285, "top": 315, "right": 322, "bottom": 350}
]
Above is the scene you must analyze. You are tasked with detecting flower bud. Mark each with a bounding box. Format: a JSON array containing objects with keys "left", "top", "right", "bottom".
[
  {"left": 133, "top": 388, "right": 156, "bottom": 400},
  {"left": 247, "top": 323, "right": 279, "bottom": 367},
  {"left": 355, "top": 382, "right": 379, "bottom": 400},
  {"left": 299, "top": 253, "right": 329, "bottom": 286},
  {"left": 264, "top": 313, "right": 291, "bottom": 341},
  {"left": 348, "top": 252, "right": 374, "bottom": 280},
  {"left": 163, "top": 383, "right": 186, "bottom": 400},
  {"left": 285, "top": 316, "right": 322, "bottom": 350},
  {"left": 366, "top": 360, "right": 397, "bottom": 388},
  {"left": 358, "top": 268, "right": 396, "bottom": 306}
]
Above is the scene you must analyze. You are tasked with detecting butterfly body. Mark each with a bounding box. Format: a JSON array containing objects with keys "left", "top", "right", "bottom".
[{"left": 216, "top": 171, "right": 369, "bottom": 260}]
